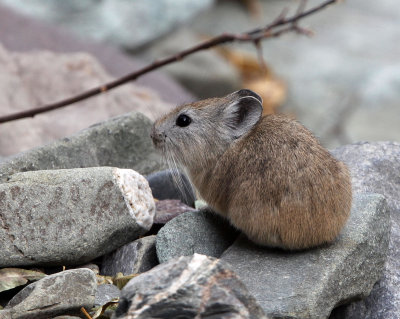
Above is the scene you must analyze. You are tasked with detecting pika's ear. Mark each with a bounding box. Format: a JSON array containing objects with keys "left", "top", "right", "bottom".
[
  {"left": 223, "top": 96, "right": 263, "bottom": 138},
  {"left": 230, "top": 89, "right": 263, "bottom": 104}
]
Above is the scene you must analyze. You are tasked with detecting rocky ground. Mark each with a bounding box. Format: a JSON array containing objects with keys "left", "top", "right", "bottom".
[
  {"left": 0, "top": 1, "right": 399, "bottom": 318},
  {"left": 0, "top": 112, "right": 398, "bottom": 318}
]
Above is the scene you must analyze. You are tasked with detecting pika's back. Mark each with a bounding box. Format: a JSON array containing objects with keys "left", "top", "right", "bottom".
[{"left": 206, "top": 114, "right": 352, "bottom": 249}]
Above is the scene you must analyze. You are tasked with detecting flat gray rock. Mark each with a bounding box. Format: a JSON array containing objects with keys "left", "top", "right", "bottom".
[
  {"left": 0, "top": 167, "right": 155, "bottom": 267},
  {"left": 4, "top": 269, "right": 96, "bottom": 319},
  {"left": 222, "top": 193, "right": 390, "bottom": 319},
  {"left": 330, "top": 142, "right": 400, "bottom": 319},
  {"left": 113, "top": 254, "right": 268, "bottom": 319},
  {"left": 101, "top": 235, "right": 158, "bottom": 276},
  {"left": 0, "top": 112, "right": 165, "bottom": 183},
  {"left": 156, "top": 209, "right": 239, "bottom": 263}
]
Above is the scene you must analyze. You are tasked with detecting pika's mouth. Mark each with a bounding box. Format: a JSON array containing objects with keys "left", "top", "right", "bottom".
[{"left": 150, "top": 126, "right": 166, "bottom": 149}]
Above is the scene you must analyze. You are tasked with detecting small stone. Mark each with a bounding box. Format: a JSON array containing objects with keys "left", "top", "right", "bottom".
[
  {"left": 101, "top": 236, "right": 158, "bottom": 277},
  {"left": 95, "top": 284, "right": 120, "bottom": 307},
  {"left": 222, "top": 193, "right": 390, "bottom": 319},
  {"left": 5, "top": 269, "right": 96, "bottom": 319},
  {"left": 154, "top": 199, "right": 196, "bottom": 224},
  {"left": 156, "top": 208, "right": 239, "bottom": 263},
  {"left": 0, "top": 167, "right": 155, "bottom": 267},
  {"left": 146, "top": 169, "right": 196, "bottom": 207},
  {"left": 113, "top": 254, "right": 268, "bottom": 319}
]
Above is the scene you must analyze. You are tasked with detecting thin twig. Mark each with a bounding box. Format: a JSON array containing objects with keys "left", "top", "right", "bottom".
[
  {"left": 0, "top": 0, "right": 338, "bottom": 124},
  {"left": 80, "top": 307, "right": 93, "bottom": 319},
  {"left": 254, "top": 39, "right": 268, "bottom": 73}
]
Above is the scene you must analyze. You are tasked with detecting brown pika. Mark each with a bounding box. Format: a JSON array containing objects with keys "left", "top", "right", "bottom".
[{"left": 151, "top": 89, "right": 352, "bottom": 250}]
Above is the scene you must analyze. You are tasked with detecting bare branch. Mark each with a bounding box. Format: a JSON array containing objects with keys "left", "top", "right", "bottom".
[{"left": 0, "top": 0, "right": 338, "bottom": 124}]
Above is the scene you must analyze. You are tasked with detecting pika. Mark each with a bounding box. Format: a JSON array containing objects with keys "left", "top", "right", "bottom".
[{"left": 151, "top": 89, "right": 352, "bottom": 250}]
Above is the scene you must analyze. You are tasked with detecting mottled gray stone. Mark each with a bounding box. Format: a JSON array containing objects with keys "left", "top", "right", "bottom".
[
  {"left": 5, "top": 269, "right": 96, "bottom": 319},
  {"left": 95, "top": 284, "right": 120, "bottom": 307},
  {"left": 0, "top": 112, "right": 165, "bottom": 183},
  {"left": 222, "top": 193, "right": 390, "bottom": 319},
  {"left": 329, "top": 142, "right": 400, "bottom": 319},
  {"left": 156, "top": 209, "right": 239, "bottom": 263},
  {"left": 102, "top": 236, "right": 158, "bottom": 276},
  {"left": 146, "top": 169, "right": 196, "bottom": 207},
  {"left": 113, "top": 254, "right": 268, "bottom": 319},
  {"left": 0, "top": 167, "right": 155, "bottom": 267},
  {"left": 0, "top": 0, "right": 214, "bottom": 50}
]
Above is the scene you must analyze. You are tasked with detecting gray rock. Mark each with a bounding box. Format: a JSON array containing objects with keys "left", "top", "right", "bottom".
[
  {"left": 95, "top": 284, "right": 120, "bottom": 307},
  {"left": 0, "top": 112, "right": 165, "bottom": 183},
  {"left": 101, "top": 236, "right": 158, "bottom": 276},
  {"left": 0, "top": 167, "right": 155, "bottom": 267},
  {"left": 135, "top": 28, "right": 241, "bottom": 98},
  {"left": 154, "top": 199, "right": 196, "bottom": 225},
  {"left": 191, "top": 0, "right": 400, "bottom": 147},
  {"left": 329, "top": 142, "right": 400, "bottom": 319},
  {"left": 0, "top": 43, "right": 174, "bottom": 157},
  {"left": 156, "top": 209, "right": 239, "bottom": 263},
  {"left": 113, "top": 254, "right": 268, "bottom": 319},
  {"left": 146, "top": 169, "right": 196, "bottom": 207},
  {"left": 5, "top": 269, "right": 96, "bottom": 319},
  {"left": 221, "top": 193, "right": 390, "bottom": 319},
  {"left": 0, "top": 0, "right": 214, "bottom": 50}
]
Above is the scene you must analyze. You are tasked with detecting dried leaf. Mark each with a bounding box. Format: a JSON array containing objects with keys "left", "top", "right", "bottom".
[
  {"left": 218, "top": 48, "right": 286, "bottom": 115},
  {"left": 113, "top": 273, "right": 139, "bottom": 290},
  {"left": 92, "top": 299, "right": 119, "bottom": 319},
  {"left": 96, "top": 274, "right": 114, "bottom": 285},
  {"left": 0, "top": 268, "right": 46, "bottom": 292},
  {"left": 241, "top": 0, "right": 263, "bottom": 19},
  {"left": 244, "top": 76, "right": 286, "bottom": 116}
]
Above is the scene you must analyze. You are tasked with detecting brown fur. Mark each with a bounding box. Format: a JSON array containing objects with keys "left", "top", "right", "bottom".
[{"left": 152, "top": 91, "right": 352, "bottom": 250}]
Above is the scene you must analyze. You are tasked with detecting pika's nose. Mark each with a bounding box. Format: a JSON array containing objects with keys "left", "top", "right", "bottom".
[{"left": 150, "top": 127, "right": 166, "bottom": 147}]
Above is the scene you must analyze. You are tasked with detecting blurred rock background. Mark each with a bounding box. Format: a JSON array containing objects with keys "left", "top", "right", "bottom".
[{"left": 0, "top": 0, "right": 399, "bottom": 154}]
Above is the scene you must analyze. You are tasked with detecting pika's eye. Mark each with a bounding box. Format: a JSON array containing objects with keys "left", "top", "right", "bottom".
[{"left": 176, "top": 114, "right": 192, "bottom": 127}]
